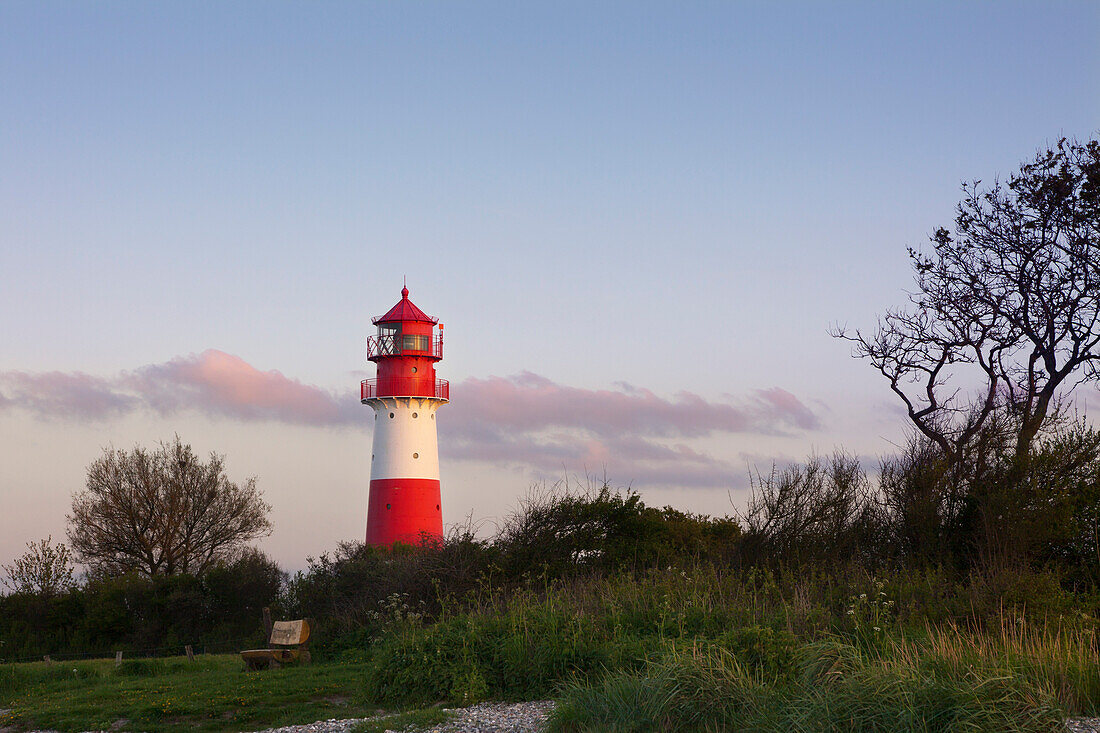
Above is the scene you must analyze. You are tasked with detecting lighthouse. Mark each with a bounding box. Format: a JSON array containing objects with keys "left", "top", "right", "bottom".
[{"left": 361, "top": 286, "right": 448, "bottom": 546}]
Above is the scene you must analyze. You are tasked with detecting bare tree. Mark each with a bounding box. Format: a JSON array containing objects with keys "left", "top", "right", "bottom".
[
  {"left": 836, "top": 138, "right": 1100, "bottom": 465},
  {"left": 2, "top": 536, "right": 75, "bottom": 597},
  {"left": 68, "top": 437, "right": 272, "bottom": 577}
]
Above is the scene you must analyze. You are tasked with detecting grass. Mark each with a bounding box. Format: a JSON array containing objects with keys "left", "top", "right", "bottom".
[
  {"left": 2, "top": 566, "right": 1096, "bottom": 732},
  {"left": 0, "top": 654, "right": 389, "bottom": 732},
  {"left": 549, "top": 637, "right": 1074, "bottom": 733}
]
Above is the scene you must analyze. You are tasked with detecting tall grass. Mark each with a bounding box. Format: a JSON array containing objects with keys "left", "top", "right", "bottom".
[
  {"left": 550, "top": 634, "right": 1078, "bottom": 733},
  {"left": 917, "top": 620, "right": 1100, "bottom": 715},
  {"left": 342, "top": 564, "right": 1097, "bottom": 729}
]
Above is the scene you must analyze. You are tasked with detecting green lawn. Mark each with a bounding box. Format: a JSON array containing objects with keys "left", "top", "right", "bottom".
[{"left": 0, "top": 654, "right": 397, "bottom": 732}]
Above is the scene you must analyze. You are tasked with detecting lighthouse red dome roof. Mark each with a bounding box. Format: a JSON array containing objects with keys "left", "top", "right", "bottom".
[{"left": 372, "top": 287, "right": 438, "bottom": 325}]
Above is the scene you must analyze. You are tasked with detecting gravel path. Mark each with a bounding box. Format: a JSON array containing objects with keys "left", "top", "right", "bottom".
[
  {"left": 247, "top": 707, "right": 1100, "bottom": 733},
  {"left": 248, "top": 701, "right": 556, "bottom": 733},
  {"left": 15, "top": 706, "right": 1099, "bottom": 732}
]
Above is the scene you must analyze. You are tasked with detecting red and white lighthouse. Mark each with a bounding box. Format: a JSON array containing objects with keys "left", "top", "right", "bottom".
[{"left": 361, "top": 286, "right": 448, "bottom": 546}]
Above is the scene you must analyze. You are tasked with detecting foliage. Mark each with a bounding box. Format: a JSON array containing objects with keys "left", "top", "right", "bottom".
[
  {"left": 875, "top": 415, "right": 1100, "bottom": 571},
  {"left": 2, "top": 536, "right": 75, "bottom": 598},
  {"left": 0, "top": 551, "right": 282, "bottom": 662},
  {"left": 495, "top": 484, "right": 741, "bottom": 578},
  {"left": 739, "top": 452, "right": 883, "bottom": 569},
  {"left": 7, "top": 464, "right": 1100, "bottom": 663},
  {"left": 68, "top": 436, "right": 272, "bottom": 577}
]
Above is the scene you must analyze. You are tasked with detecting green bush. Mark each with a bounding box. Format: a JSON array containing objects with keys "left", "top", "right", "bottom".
[{"left": 715, "top": 625, "right": 798, "bottom": 681}]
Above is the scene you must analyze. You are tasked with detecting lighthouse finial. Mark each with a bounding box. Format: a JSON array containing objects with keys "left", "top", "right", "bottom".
[{"left": 401, "top": 276, "right": 408, "bottom": 299}]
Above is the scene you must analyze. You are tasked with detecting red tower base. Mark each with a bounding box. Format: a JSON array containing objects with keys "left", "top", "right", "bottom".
[{"left": 365, "top": 478, "right": 443, "bottom": 546}]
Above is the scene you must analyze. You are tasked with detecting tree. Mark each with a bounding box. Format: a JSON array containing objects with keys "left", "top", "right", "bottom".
[
  {"left": 2, "top": 536, "right": 75, "bottom": 597},
  {"left": 836, "top": 138, "right": 1100, "bottom": 466},
  {"left": 68, "top": 437, "right": 272, "bottom": 577}
]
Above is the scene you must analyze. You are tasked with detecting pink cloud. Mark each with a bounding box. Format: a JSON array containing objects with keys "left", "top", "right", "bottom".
[
  {"left": 0, "top": 371, "right": 139, "bottom": 420},
  {"left": 0, "top": 351, "right": 821, "bottom": 489},
  {"left": 128, "top": 351, "right": 352, "bottom": 425},
  {"left": 0, "top": 350, "right": 351, "bottom": 427},
  {"left": 438, "top": 374, "right": 821, "bottom": 488}
]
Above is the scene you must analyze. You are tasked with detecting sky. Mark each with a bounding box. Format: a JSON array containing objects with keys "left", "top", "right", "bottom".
[{"left": 1, "top": 1, "right": 1098, "bottom": 570}]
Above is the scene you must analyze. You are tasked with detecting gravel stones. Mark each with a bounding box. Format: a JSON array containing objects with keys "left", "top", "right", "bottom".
[
  {"left": 246, "top": 701, "right": 556, "bottom": 733},
  {"left": 414, "top": 701, "right": 555, "bottom": 733},
  {"left": 1067, "top": 719, "right": 1100, "bottom": 733}
]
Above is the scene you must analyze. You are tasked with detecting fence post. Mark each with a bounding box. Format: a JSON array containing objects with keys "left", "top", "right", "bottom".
[
  {"left": 185, "top": 645, "right": 195, "bottom": 662},
  {"left": 115, "top": 651, "right": 122, "bottom": 667}
]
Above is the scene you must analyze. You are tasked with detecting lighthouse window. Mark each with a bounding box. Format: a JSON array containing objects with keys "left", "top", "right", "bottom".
[
  {"left": 412, "top": 412, "right": 418, "bottom": 419},
  {"left": 386, "top": 503, "right": 391, "bottom": 510},
  {"left": 411, "top": 366, "right": 418, "bottom": 374},
  {"left": 389, "top": 412, "right": 395, "bottom": 418},
  {"left": 377, "top": 326, "right": 399, "bottom": 356},
  {"left": 401, "top": 334, "right": 429, "bottom": 352},
  {"left": 413, "top": 452, "right": 419, "bottom": 459}
]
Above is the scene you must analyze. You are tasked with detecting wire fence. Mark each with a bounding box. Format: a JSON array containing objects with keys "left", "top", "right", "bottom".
[{"left": 0, "top": 636, "right": 261, "bottom": 665}]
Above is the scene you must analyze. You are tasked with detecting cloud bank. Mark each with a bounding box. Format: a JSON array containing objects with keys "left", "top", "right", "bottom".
[{"left": 0, "top": 350, "right": 820, "bottom": 488}]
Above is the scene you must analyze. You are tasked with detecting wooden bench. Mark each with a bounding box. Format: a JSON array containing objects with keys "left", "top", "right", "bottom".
[{"left": 240, "top": 608, "right": 313, "bottom": 670}]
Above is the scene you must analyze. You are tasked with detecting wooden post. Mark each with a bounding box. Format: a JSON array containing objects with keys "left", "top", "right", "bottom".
[
  {"left": 115, "top": 651, "right": 123, "bottom": 667},
  {"left": 262, "top": 607, "right": 273, "bottom": 639},
  {"left": 185, "top": 645, "right": 195, "bottom": 662}
]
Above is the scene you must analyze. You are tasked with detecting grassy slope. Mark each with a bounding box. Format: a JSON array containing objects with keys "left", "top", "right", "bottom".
[
  {"left": 0, "top": 655, "right": 386, "bottom": 733},
  {"left": 3, "top": 566, "right": 1097, "bottom": 733}
]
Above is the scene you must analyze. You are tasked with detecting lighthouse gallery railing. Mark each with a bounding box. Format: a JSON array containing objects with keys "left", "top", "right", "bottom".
[
  {"left": 366, "top": 335, "right": 443, "bottom": 360},
  {"left": 361, "top": 378, "right": 449, "bottom": 401}
]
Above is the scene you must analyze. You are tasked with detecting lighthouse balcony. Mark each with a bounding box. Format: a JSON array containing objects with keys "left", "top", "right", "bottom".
[
  {"left": 366, "top": 334, "right": 443, "bottom": 361},
  {"left": 361, "top": 378, "right": 449, "bottom": 402}
]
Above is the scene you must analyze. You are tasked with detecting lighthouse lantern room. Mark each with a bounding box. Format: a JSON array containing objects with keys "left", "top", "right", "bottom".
[{"left": 361, "top": 286, "right": 448, "bottom": 546}]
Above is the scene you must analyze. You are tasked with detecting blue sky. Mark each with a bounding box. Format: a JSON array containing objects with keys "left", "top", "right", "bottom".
[{"left": 2, "top": 1, "right": 1098, "bottom": 567}]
